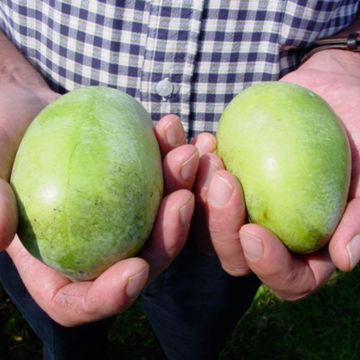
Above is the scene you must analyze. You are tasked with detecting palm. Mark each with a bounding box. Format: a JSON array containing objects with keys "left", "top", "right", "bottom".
[
  {"left": 2, "top": 86, "right": 197, "bottom": 327},
  {"left": 282, "top": 51, "right": 360, "bottom": 198},
  {"left": 197, "top": 50, "right": 360, "bottom": 300}
]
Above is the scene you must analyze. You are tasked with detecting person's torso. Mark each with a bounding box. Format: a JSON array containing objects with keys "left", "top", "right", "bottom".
[{"left": 1, "top": 0, "right": 358, "bottom": 136}]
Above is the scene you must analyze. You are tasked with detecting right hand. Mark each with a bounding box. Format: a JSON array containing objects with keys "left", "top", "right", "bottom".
[
  {"left": 3, "top": 91, "right": 199, "bottom": 326},
  {"left": 0, "top": 84, "right": 59, "bottom": 250}
]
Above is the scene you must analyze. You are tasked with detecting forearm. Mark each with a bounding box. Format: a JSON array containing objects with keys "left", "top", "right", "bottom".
[
  {"left": 0, "top": 31, "right": 51, "bottom": 96},
  {"left": 0, "top": 31, "right": 58, "bottom": 180}
]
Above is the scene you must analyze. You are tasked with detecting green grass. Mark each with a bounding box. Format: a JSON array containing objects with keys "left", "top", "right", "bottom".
[
  {"left": 1, "top": 266, "right": 360, "bottom": 359},
  {"left": 221, "top": 267, "right": 360, "bottom": 360},
  {"left": 0, "top": 286, "right": 41, "bottom": 359}
]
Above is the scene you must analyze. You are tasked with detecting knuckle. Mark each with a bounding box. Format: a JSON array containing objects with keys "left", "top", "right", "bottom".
[
  {"left": 274, "top": 290, "right": 310, "bottom": 302},
  {"left": 222, "top": 261, "right": 251, "bottom": 277},
  {"left": 283, "top": 267, "right": 299, "bottom": 285},
  {"left": 264, "top": 266, "right": 317, "bottom": 301}
]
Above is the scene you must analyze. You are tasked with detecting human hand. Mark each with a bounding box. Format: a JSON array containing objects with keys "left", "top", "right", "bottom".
[
  {"left": 0, "top": 84, "right": 59, "bottom": 251},
  {"left": 6, "top": 113, "right": 197, "bottom": 326},
  {"left": 194, "top": 50, "right": 360, "bottom": 300},
  {"left": 280, "top": 49, "right": 360, "bottom": 270}
]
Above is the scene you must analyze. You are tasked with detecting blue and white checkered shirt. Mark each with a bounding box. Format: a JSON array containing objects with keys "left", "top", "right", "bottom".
[{"left": 0, "top": 1, "right": 359, "bottom": 138}]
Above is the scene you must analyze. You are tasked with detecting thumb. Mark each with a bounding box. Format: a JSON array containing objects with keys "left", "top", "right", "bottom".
[
  {"left": 0, "top": 179, "right": 17, "bottom": 250},
  {"left": 240, "top": 224, "right": 334, "bottom": 300}
]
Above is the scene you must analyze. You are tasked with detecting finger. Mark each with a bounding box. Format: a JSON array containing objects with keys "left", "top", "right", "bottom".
[
  {"left": 7, "top": 237, "right": 149, "bottom": 327},
  {"left": 329, "top": 197, "right": 360, "bottom": 271},
  {"left": 240, "top": 224, "right": 335, "bottom": 300},
  {"left": 0, "top": 179, "right": 17, "bottom": 250},
  {"left": 68, "top": 257, "right": 149, "bottom": 324},
  {"left": 206, "top": 169, "right": 249, "bottom": 276},
  {"left": 154, "top": 114, "right": 186, "bottom": 156},
  {"left": 191, "top": 132, "right": 216, "bottom": 157},
  {"left": 191, "top": 153, "right": 223, "bottom": 255},
  {"left": 163, "top": 144, "right": 199, "bottom": 193},
  {"left": 194, "top": 153, "right": 224, "bottom": 203},
  {"left": 140, "top": 189, "right": 195, "bottom": 279}
]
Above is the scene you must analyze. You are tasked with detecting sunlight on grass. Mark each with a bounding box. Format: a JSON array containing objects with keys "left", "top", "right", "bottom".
[
  {"left": 220, "top": 267, "right": 360, "bottom": 359},
  {"left": 1, "top": 267, "right": 360, "bottom": 359}
]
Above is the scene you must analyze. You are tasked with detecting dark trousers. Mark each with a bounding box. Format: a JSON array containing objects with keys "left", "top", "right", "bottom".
[{"left": 0, "top": 239, "right": 260, "bottom": 360}]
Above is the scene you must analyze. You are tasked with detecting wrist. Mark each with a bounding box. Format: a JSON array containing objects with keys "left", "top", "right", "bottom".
[
  {"left": 0, "top": 67, "right": 58, "bottom": 107},
  {"left": 300, "top": 10, "right": 360, "bottom": 70},
  {"left": 0, "top": 31, "right": 57, "bottom": 106},
  {"left": 300, "top": 32, "right": 360, "bottom": 64},
  {"left": 299, "top": 48, "right": 360, "bottom": 78}
]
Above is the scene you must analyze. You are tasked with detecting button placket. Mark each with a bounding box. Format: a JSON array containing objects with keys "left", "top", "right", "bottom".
[{"left": 139, "top": 0, "right": 204, "bottom": 130}]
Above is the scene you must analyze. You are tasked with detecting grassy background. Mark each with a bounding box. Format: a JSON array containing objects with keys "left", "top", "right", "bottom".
[{"left": 1, "top": 266, "right": 360, "bottom": 359}]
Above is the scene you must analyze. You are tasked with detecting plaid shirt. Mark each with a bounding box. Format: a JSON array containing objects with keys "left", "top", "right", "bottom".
[{"left": 0, "top": 1, "right": 359, "bottom": 138}]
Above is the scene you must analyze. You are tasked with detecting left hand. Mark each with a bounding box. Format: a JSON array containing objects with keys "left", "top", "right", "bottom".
[{"left": 194, "top": 49, "right": 360, "bottom": 300}]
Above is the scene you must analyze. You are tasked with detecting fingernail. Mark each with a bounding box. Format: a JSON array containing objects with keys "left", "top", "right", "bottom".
[
  {"left": 202, "top": 158, "right": 221, "bottom": 189},
  {"left": 181, "top": 151, "right": 198, "bottom": 182},
  {"left": 179, "top": 195, "right": 194, "bottom": 226},
  {"left": 126, "top": 266, "right": 148, "bottom": 299},
  {"left": 165, "top": 116, "right": 185, "bottom": 146},
  {"left": 207, "top": 174, "right": 233, "bottom": 207},
  {"left": 240, "top": 231, "right": 264, "bottom": 261},
  {"left": 347, "top": 234, "right": 360, "bottom": 270},
  {"left": 195, "top": 134, "right": 216, "bottom": 156}
]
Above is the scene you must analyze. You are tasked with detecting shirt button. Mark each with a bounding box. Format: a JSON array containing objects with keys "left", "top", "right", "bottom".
[{"left": 156, "top": 78, "right": 174, "bottom": 98}]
